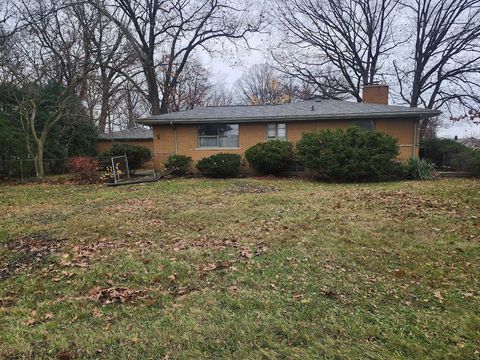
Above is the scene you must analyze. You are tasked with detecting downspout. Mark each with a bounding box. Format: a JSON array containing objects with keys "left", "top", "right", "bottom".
[
  {"left": 412, "top": 119, "right": 418, "bottom": 158},
  {"left": 170, "top": 121, "right": 178, "bottom": 154}
]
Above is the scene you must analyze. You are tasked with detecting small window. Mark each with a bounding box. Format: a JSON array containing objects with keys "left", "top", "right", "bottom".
[
  {"left": 351, "top": 120, "right": 375, "bottom": 131},
  {"left": 198, "top": 124, "right": 239, "bottom": 148},
  {"left": 266, "top": 123, "right": 287, "bottom": 140}
]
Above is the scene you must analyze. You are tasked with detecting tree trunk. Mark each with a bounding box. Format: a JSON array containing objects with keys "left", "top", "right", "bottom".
[
  {"left": 144, "top": 63, "right": 162, "bottom": 115},
  {"left": 36, "top": 140, "right": 45, "bottom": 178},
  {"left": 126, "top": 90, "right": 135, "bottom": 128},
  {"left": 97, "top": 95, "right": 110, "bottom": 134},
  {"left": 97, "top": 70, "right": 111, "bottom": 134}
]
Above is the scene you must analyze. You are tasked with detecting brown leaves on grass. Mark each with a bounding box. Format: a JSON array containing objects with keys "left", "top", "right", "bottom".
[
  {"left": 223, "top": 182, "right": 280, "bottom": 195},
  {"left": 109, "top": 198, "right": 157, "bottom": 214},
  {"left": 87, "top": 286, "right": 147, "bottom": 304},
  {"left": 340, "top": 189, "right": 469, "bottom": 219},
  {"left": 25, "top": 310, "right": 55, "bottom": 326},
  {"left": 0, "top": 233, "right": 62, "bottom": 280},
  {"left": 59, "top": 239, "right": 152, "bottom": 269},
  {"left": 200, "top": 260, "right": 235, "bottom": 273}
]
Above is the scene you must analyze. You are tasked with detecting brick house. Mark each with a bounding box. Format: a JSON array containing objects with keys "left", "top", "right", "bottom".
[
  {"left": 138, "top": 85, "right": 441, "bottom": 173},
  {"left": 96, "top": 128, "right": 153, "bottom": 155}
]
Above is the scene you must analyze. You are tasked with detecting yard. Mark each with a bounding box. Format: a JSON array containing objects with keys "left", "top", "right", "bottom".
[{"left": 0, "top": 178, "right": 479, "bottom": 359}]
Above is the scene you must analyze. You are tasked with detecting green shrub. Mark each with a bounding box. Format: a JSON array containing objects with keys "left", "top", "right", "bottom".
[
  {"left": 104, "top": 144, "right": 151, "bottom": 171},
  {"left": 453, "top": 150, "right": 480, "bottom": 177},
  {"left": 165, "top": 154, "right": 192, "bottom": 176},
  {"left": 196, "top": 153, "right": 241, "bottom": 178},
  {"left": 420, "top": 138, "right": 467, "bottom": 168},
  {"left": 466, "top": 151, "right": 480, "bottom": 177},
  {"left": 296, "top": 127, "right": 400, "bottom": 182},
  {"left": 245, "top": 140, "right": 294, "bottom": 175},
  {"left": 403, "top": 157, "right": 435, "bottom": 180}
]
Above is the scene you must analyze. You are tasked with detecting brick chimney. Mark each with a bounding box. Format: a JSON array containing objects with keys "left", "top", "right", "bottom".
[{"left": 363, "top": 84, "right": 389, "bottom": 105}]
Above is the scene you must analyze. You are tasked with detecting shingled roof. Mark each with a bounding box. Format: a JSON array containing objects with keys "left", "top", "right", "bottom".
[
  {"left": 138, "top": 98, "right": 441, "bottom": 125},
  {"left": 97, "top": 127, "right": 152, "bottom": 140}
]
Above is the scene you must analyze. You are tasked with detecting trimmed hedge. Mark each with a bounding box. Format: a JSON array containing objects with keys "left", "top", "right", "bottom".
[
  {"left": 245, "top": 140, "right": 294, "bottom": 175},
  {"left": 104, "top": 144, "right": 151, "bottom": 171},
  {"left": 196, "top": 153, "right": 241, "bottom": 178},
  {"left": 165, "top": 154, "right": 192, "bottom": 176},
  {"left": 297, "top": 127, "right": 401, "bottom": 182}
]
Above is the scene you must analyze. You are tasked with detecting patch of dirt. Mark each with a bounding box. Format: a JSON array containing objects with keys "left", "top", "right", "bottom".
[
  {"left": 223, "top": 181, "right": 280, "bottom": 195},
  {"left": 0, "top": 233, "right": 62, "bottom": 280}
]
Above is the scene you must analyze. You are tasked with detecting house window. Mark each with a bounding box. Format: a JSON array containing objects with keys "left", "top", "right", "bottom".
[
  {"left": 266, "top": 123, "right": 287, "bottom": 140},
  {"left": 198, "top": 124, "right": 239, "bottom": 148},
  {"left": 351, "top": 120, "right": 375, "bottom": 131}
]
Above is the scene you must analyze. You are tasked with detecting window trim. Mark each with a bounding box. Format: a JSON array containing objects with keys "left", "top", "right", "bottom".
[
  {"left": 265, "top": 123, "right": 287, "bottom": 140},
  {"left": 197, "top": 124, "right": 239, "bottom": 149}
]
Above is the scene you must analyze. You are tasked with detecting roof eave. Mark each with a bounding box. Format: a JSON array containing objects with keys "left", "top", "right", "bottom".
[
  {"left": 97, "top": 137, "right": 153, "bottom": 140},
  {"left": 137, "top": 110, "right": 441, "bottom": 125}
]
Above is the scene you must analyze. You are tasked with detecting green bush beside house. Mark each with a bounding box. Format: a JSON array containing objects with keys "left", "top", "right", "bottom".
[
  {"left": 196, "top": 153, "right": 241, "bottom": 178},
  {"left": 245, "top": 140, "right": 294, "bottom": 175},
  {"left": 297, "top": 127, "right": 401, "bottom": 182}
]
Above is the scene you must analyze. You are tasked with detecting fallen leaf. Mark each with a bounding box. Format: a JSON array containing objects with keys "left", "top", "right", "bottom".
[
  {"left": 433, "top": 290, "right": 444, "bottom": 302},
  {"left": 92, "top": 307, "right": 103, "bottom": 318},
  {"left": 240, "top": 249, "right": 253, "bottom": 259}
]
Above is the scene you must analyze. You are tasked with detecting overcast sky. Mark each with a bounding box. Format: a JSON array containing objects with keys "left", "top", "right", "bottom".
[{"left": 200, "top": 31, "right": 479, "bottom": 139}]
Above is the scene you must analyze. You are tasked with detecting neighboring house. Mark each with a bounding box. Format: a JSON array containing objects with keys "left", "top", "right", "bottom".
[
  {"left": 138, "top": 85, "right": 441, "bottom": 173},
  {"left": 96, "top": 128, "right": 153, "bottom": 155},
  {"left": 455, "top": 137, "right": 480, "bottom": 149}
]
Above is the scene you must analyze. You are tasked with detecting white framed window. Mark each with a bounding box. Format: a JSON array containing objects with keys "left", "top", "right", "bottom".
[
  {"left": 198, "top": 124, "right": 239, "bottom": 148},
  {"left": 266, "top": 123, "right": 287, "bottom": 140}
]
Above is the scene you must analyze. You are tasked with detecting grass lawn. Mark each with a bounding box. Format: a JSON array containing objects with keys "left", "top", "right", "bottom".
[{"left": 0, "top": 178, "right": 479, "bottom": 359}]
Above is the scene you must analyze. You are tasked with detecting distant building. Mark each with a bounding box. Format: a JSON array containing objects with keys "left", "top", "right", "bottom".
[{"left": 455, "top": 137, "right": 480, "bottom": 149}]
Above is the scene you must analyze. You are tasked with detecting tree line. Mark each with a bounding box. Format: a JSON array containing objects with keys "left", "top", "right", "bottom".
[{"left": 1, "top": 0, "right": 479, "bottom": 177}]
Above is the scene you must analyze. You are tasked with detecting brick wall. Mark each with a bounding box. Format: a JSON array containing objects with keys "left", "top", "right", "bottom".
[{"left": 151, "top": 119, "right": 419, "bottom": 172}]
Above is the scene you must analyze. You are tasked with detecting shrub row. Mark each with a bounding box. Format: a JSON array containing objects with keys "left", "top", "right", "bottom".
[{"left": 168, "top": 127, "right": 438, "bottom": 181}]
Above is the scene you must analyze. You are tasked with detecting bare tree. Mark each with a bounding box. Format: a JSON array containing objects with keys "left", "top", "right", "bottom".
[
  {"left": 15, "top": 0, "right": 97, "bottom": 94},
  {"left": 87, "top": 0, "right": 263, "bottom": 115},
  {"left": 234, "top": 64, "right": 314, "bottom": 105},
  {"left": 0, "top": 0, "right": 22, "bottom": 42},
  {"left": 394, "top": 0, "right": 480, "bottom": 138},
  {"left": 168, "top": 58, "right": 211, "bottom": 112},
  {"left": 206, "top": 83, "right": 235, "bottom": 106},
  {"left": 80, "top": 6, "right": 137, "bottom": 133},
  {"left": 274, "top": 0, "right": 400, "bottom": 101},
  {"left": 16, "top": 85, "right": 75, "bottom": 177},
  {"left": 8, "top": 0, "right": 95, "bottom": 177}
]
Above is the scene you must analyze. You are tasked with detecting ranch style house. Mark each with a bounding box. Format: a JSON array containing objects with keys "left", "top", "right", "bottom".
[{"left": 138, "top": 84, "right": 441, "bottom": 173}]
